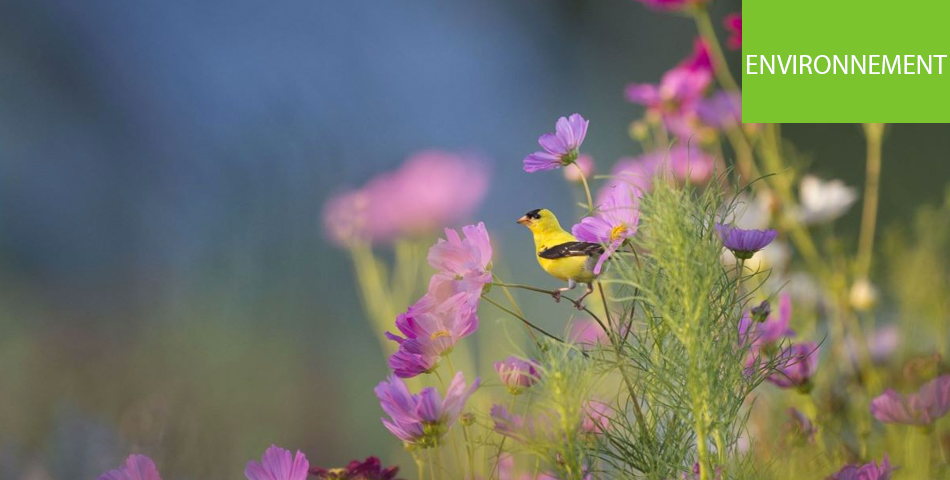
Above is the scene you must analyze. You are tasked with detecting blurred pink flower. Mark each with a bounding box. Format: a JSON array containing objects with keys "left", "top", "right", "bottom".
[
  {"left": 323, "top": 151, "right": 489, "bottom": 246},
  {"left": 679, "top": 39, "right": 713, "bottom": 75},
  {"left": 827, "top": 454, "right": 893, "bottom": 480},
  {"left": 767, "top": 342, "right": 820, "bottom": 390},
  {"left": 310, "top": 456, "right": 402, "bottom": 480},
  {"left": 563, "top": 154, "right": 595, "bottom": 183},
  {"left": 524, "top": 114, "right": 590, "bottom": 173},
  {"left": 724, "top": 14, "right": 742, "bottom": 50},
  {"left": 426, "top": 222, "right": 493, "bottom": 303},
  {"left": 581, "top": 400, "right": 611, "bottom": 434},
  {"left": 573, "top": 184, "right": 641, "bottom": 274},
  {"left": 569, "top": 318, "right": 609, "bottom": 346},
  {"left": 632, "top": 0, "right": 709, "bottom": 11},
  {"left": 695, "top": 91, "right": 742, "bottom": 130},
  {"left": 599, "top": 146, "right": 715, "bottom": 205},
  {"left": 244, "top": 445, "right": 309, "bottom": 480},
  {"left": 98, "top": 455, "right": 162, "bottom": 480},
  {"left": 870, "top": 375, "right": 950, "bottom": 426}
]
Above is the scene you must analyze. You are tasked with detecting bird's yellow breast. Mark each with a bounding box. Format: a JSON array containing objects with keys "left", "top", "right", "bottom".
[{"left": 537, "top": 254, "right": 595, "bottom": 283}]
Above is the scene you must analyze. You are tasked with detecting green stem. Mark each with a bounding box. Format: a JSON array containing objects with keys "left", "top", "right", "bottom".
[
  {"left": 573, "top": 162, "right": 595, "bottom": 213},
  {"left": 481, "top": 295, "right": 566, "bottom": 344},
  {"left": 857, "top": 123, "right": 884, "bottom": 279},
  {"left": 692, "top": 6, "right": 741, "bottom": 93}
]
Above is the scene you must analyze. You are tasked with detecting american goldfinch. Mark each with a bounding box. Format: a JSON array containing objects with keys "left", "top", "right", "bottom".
[{"left": 517, "top": 208, "right": 604, "bottom": 306}]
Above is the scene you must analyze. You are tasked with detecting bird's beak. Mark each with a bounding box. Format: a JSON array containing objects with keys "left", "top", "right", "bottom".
[{"left": 517, "top": 215, "right": 531, "bottom": 226}]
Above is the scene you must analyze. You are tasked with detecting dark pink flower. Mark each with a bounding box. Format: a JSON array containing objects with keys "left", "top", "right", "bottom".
[
  {"left": 245, "top": 445, "right": 309, "bottom": 480},
  {"left": 827, "top": 455, "right": 893, "bottom": 480},
  {"left": 524, "top": 114, "right": 590, "bottom": 173},
  {"left": 98, "top": 455, "right": 162, "bottom": 480},
  {"left": 309, "top": 456, "right": 402, "bottom": 480},
  {"left": 681, "top": 463, "right": 722, "bottom": 480},
  {"left": 724, "top": 14, "right": 742, "bottom": 50},
  {"left": 767, "top": 342, "right": 820, "bottom": 390},
  {"left": 632, "top": 0, "right": 709, "bottom": 12},
  {"left": 715, "top": 224, "right": 778, "bottom": 260},
  {"left": 870, "top": 375, "right": 950, "bottom": 426},
  {"left": 572, "top": 184, "right": 641, "bottom": 274},
  {"left": 679, "top": 39, "right": 713, "bottom": 75},
  {"left": 322, "top": 151, "right": 488, "bottom": 247},
  {"left": 377, "top": 372, "right": 479, "bottom": 447},
  {"left": 495, "top": 356, "right": 541, "bottom": 394}
]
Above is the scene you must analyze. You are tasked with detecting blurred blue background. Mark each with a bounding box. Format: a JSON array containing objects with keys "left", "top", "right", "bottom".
[{"left": 1, "top": 1, "right": 948, "bottom": 478}]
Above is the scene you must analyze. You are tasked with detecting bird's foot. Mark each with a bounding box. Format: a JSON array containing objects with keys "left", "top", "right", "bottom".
[{"left": 552, "top": 290, "right": 562, "bottom": 303}]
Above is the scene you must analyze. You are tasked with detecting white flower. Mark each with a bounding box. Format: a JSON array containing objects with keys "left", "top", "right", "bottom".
[
  {"left": 798, "top": 175, "right": 858, "bottom": 224},
  {"left": 733, "top": 193, "right": 773, "bottom": 230}
]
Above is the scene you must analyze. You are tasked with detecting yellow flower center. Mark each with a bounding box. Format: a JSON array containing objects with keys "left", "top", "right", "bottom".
[
  {"left": 609, "top": 224, "right": 628, "bottom": 242},
  {"left": 431, "top": 329, "right": 451, "bottom": 341}
]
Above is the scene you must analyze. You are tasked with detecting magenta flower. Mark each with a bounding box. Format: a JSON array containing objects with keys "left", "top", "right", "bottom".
[
  {"left": 632, "top": 0, "right": 709, "bottom": 11},
  {"left": 581, "top": 400, "right": 611, "bottom": 435},
  {"left": 563, "top": 154, "right": 595, "bottom": 183},
  {"left": 490, "top": 404, "right": 529, "bottom": 439},
  {"left": 870, "top": 375, "right": 950, "bottom": 426},
  {"left": 767, "top": 342, "right": 820, "bottom": 390},
  {"left": 679, "top": 39, "right": 714, "bottom": 75},
  {"left": 569, "top": 318, "right": 609, "bottom": 346},
  {"left": 322, "top": 151, "right": 489, "bottom": 247},
  {"left": 827, "top": 455, "right": 893, "bottom": 480},
  {"left": 739, "top": 295, "right": 795, "bottom": 347},
  {"left": 524, "top": 114, "right": 590, "bottom": 173},
  {"left": 573, "top": 184, "right": 641, "bottom": 274},
  {"left": 98, "top": 455, "right": 162, "bottom": 480},
  {"left": 681, "top": 463, "right": 723, "bottom": 480},
  {"left": 244, "top": 445, "right": 309, "bottom": 480},
  {"left": 724, "top": 14, "right": 742, "bottom": 50},
  {"left": 309, "top": 457, "right": 402, "bottom": 480},
  {"left": 716, "top": 224, "right": 778, "bottom": 260},
  {"left": 625, "top": 68, "right": 710, "bottom": 113},
  {"left": 495, "top": 356, "right": 541, "bottom": 394},
  {"left": 667, "top": 145, "right": 716, "bottom": 186},
  {"left": 376, "top": 371, "right": 479, "bottom": 447},
  {"left": 386, "top": 295, "right": 478, "bottom": 378}
]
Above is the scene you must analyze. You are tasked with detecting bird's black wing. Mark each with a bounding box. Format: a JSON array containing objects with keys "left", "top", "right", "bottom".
[{"left": 538, "top": 241, "right": 605, "bottom": 259}]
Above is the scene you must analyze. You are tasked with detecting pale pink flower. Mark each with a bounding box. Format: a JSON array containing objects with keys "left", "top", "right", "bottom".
[
  {"left": 245, "top": 445, "right": 309, "bottom": 480},
  {"left": 563, "top": 154, "right": 595, "bottom": 183},
  {"left": 98, "top": 455, "right": 162, "bottom": 480},
  {"left": 870, "top": 375, "right": 950, "bottom": 426}
]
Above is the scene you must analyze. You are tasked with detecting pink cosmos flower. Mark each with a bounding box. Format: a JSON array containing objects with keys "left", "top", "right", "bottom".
[
  {"left": 632, "top": 0, "right": 709, "bottom": 12},
  {"left": 244, "top": 445, "right": 309, "bottom": 480},
  {"left": 376, "top": 371, "right": 479, "bottom": 447},
  {"left": 601, "top": 146, "right": 715, "bottom": 203},
  {"left": 767, "top": 342, "right": 820, "bottom": 390},
  {"left": 563, "top": 154, "right": 595, "bottom": 183},
  {"left": 724, "top": 14, "right": 742, "bottom": 50},
  {"left": 827, "top": 455, "right": 893, "bottom": 480},
  {"left": 573, "top": 184, "right": 641, "bottom": 274},
  {"left": 495, "top": 356, "right": 541, "bottom": 394},
  {"left": 569, "top": 318, "right": 609, "bottom": 346},
  {"left": 322, "top": 151, "right": 488, "bottom": 247},
  {"left": 98, "top": 455, "right": 162, "bottom": 480},
  {"left": 870, "top": 375, "right": 950, "bottom": 426},
  {"left": 524, "top": 114, "right": 590, "bottom": 173},
  {"left": 426, "top": 222, "right": 493, "bottom": 305},
  {"left": 386, "top": 294, "right": 478, "bottom": 378}
]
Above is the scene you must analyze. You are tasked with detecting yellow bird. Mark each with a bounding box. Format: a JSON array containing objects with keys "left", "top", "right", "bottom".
[{"left": 517, "top": 208, "right": 604, "bottom": 306}]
